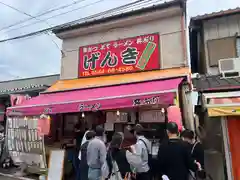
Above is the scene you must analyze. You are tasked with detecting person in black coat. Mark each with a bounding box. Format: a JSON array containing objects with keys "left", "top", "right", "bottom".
[
  {"left": 79, "top": 130, "right": 95, "bottom": 180},
  {"left": 181, "top": 129, "right": 205, "bottom": 170},
  {"left": 106, "top": 133, "right": 132, "bottom": 179},
  {"left": 157, "top": 122, "right": 200, "bottom": 180}
]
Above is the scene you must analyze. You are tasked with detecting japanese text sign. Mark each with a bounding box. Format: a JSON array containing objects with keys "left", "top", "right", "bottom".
[{"left": 79, "top": 33, "right": 160, "bottom": 77}]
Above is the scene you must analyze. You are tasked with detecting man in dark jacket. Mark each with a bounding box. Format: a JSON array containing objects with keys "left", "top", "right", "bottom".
[
  {"left": 157, "top": 122, "right": 200, "bottom": 180},
  {"left": 181, "top": 129, "right": 204, "bottom": 168}
]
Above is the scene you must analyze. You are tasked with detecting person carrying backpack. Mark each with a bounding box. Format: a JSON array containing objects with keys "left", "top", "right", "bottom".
[
  {"left": 132, "top": 124, "right": 151, "bottom": 180},
  {"left": 181, "top": 129, "right": 205, "bottom": 180},
  {"left": 157, "top": 122, "right": 201, "bottom": 180},
  {"left": 106, "top": 132, "right": 140, "bottom": 180}
]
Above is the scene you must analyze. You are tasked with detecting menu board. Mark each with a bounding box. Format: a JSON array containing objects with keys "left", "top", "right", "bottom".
[
  {"left": 139, "top": 110, "right": 165, "bottom": 123},
  {"left": 47, "top": 150, "right": 65, "bottom": 180},
  {"left": 6, "top": 117, "right": 46, "bottom": 168}
]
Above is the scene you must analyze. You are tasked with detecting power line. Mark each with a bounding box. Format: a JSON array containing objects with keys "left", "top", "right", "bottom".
[
  {"left": 0, "top": 1, "right": 53, "bottom": 27},
  {"left": 0, "top": 1, "right": 62, "bottom": 51},
  {"left": 0, "top": 1, "right": 34, "bottom": 17},
  {"left": 0, "top": 0, "right": 157, "bottom": 43},
  {"left": 3, "top": 0, "right": 106, "bottom": 33},
  {"left": 7, "top": 0, "right": 152, "bottom": 34},
  {"left": 0, "top": 0, "right": 89, "bottom": 32}
]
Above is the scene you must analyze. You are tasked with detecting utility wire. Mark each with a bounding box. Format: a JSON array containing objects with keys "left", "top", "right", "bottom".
[
  {"left": 3, "top": 0, "right": 106, "bottom": 34},
  {"left": 0, "top": 0, "right": 158, "bottom": 43},
  {"left": 0, "top": 1, "right": 62, "bottom": 51},
  {"left": 0, "top": 1, "right": 34, "bottom": 17},
  {"left": 0, "top": 0, "right": 89, "bottom": 32}
]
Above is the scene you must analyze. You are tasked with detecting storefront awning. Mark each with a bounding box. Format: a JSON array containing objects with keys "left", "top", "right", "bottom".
[
  {"left": 7, "top": 78, "right": 183, "bottom": 116},
  {"left": 45, "top": 67, "right": 189, "bottom": 93},
  {"left": 203, "top": 91, "right": 240, "bottom": 117}
]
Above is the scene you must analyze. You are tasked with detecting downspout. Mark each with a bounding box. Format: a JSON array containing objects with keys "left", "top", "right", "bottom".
[
  {"left": 180, "top": 0, "right": 192, "bottom": 92},
  {"left": 180, "top": 1, "right": 188, "bottom": 67}
]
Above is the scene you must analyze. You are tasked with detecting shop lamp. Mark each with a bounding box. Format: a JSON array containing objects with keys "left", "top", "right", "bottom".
[
  {"left": 116, "top": 110, "right": 120, "bottom": 116},
  {"left": 47, "top": 115, "right": 51, "bottom": 120},
  {"left": 161, "top": 108, "right": 165, "bottom": 113},
  {"left": 82, "top": 112, "right": 85, "bottom": 118}
]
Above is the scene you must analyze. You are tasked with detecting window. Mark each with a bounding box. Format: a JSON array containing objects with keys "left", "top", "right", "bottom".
[{"left": 207, "top": 37, "right": 237, "bottom": 67}]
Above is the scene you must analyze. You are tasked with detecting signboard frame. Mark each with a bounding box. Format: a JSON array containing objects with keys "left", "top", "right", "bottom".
[
  {"left": 47, "top": 150, "right": 65, "bottom": 180},
  {"left": 78, "top": 33, "right": 160, "bottom": 77}
]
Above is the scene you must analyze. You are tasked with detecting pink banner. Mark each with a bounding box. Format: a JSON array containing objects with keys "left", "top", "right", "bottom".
[
  {"left": 37, "top": 117, "right": 50, "bottom": 136},
  {"left": 7, "top": 92, "right": 175, "bottom": 116},
  {"left": 167, "top": 105, "right": 183, "bottom": 131},
  {"left": 0, "top": 104, "right": 4, "bottom": 122},
  {"left": 10, "top": 94, "right": 30, "bottom": 106}
]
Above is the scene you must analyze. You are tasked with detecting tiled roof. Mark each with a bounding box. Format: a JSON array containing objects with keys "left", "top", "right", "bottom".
[
  {"left": 0, "top": 74, "right": 59, "bottom": 95},
  {"left": 192, "top": 74, "right": 240, "bottom": 92},
  {"left": 53, "top": 0, "right": 184, "bottom": 34},
  {"left": 191, "top": 7, "right": 240, "bottom": 22},
  {"left": 0, "top": 84, "right": 47, "bottom": 94}
]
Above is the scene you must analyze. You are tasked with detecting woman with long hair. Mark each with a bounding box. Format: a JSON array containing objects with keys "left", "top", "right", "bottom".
[{"left": 106, "top": 132, "right": 141, "bottom": 180}]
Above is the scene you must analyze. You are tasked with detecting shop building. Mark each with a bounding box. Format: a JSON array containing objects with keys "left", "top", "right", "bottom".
[
  {"left": 6, "top": 0, "right": 193, "bottom": 175},
  {"left": 0, "top": 75, "right": 59, "bottom": 124},
  {"left": 190, "top": 8, "right": 240, "bottom": 180}
]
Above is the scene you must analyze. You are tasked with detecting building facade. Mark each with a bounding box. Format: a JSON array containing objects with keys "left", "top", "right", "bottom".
[
  {"left": 55, "top": 0, "right": 188, "bottom": 80},
  {"left": 51, "top": 0, "right": 194, "bottom": 129},
  {"left": 6, "top": 0, "right": 196, "bottom": 176},
  {"left": 190, "top": 8, "right": 240, "bottom": 180},
  {"left": 7, "top": 1, "right": 195, "bottom": 135}
]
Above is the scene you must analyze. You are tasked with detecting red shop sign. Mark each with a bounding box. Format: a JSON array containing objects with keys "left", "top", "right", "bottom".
[{"left": 79, "top": 33, "right": 160, "bottom": 77}]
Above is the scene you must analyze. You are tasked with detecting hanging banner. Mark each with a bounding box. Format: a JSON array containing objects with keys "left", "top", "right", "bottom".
[
  {"left": 0, "top": 104, "right": 4, "bottom": 122},
  {"left": 79, "top": 33, "right": 160, "bottom": 77},
  {"left": 167, "top": 105, "right": 183, "bottom": 131},
  {"left": 37, "top": 115, "right": 50, "bottom": 136},
  {"left": 10, "top": 94, "right": 31, "bottom": 106}
]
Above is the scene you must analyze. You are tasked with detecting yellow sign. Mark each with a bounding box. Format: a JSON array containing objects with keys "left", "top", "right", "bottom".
[{"left": 208, "top": 106, "right": 240, "bottom": 117}]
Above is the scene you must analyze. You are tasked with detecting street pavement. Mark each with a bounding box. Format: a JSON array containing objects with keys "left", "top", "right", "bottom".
[
  {"left": 0, "top": 175, "right": 34, "bottom": 180},
  {"left": 0, "top": 176, "right": 21, "bottom": 180}
]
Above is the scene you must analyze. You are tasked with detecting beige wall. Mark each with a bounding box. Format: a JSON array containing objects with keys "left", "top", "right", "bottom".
[
  {"left": 58, "top": 6, "right": 186, "bottom": 79},
  {"left": 203, "top": 14, "right": 240, "bottom": 75}
]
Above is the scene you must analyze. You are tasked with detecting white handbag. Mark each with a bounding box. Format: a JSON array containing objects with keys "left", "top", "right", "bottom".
[{"left": 109, "top": 161, "right": 123, "bottom": 180}]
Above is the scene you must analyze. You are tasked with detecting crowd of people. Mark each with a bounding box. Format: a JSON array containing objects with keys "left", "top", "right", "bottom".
[{"left": 72, "top": 122, "right": 205, "bottom": 180}]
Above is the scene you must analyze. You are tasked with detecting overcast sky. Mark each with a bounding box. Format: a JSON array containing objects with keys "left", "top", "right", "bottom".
[{"left": 0, "top": 0, "right": 239, "bottom": 81}]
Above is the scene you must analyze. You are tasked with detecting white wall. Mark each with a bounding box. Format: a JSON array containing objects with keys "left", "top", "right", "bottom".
[
  {"left": 58, "top": 6, "right": 187, "bottom": 79},
  {"left": 203, "top": 14, "right": 240, "bottom": 75}
]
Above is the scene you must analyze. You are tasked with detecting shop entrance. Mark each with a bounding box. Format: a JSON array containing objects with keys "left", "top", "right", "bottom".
[{"left": 227, "top": 116, "right": 240, "bottom": 180}]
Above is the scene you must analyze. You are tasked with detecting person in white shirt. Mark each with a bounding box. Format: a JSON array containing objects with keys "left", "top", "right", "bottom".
[{"left": 132, "top": 124, "right": 151, "bottom": 180}]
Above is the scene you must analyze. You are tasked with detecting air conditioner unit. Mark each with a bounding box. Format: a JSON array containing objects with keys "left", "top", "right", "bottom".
[{"left": 218, "top": 57, "right": 240, "bottom": 78}]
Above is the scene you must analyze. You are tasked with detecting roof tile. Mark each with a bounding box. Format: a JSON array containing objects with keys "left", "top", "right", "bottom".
[{"left": 191, "top": 7, "right": 240, "bottom": 21}]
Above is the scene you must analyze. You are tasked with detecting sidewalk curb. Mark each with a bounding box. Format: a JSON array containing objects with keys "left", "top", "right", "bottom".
[{"left": 0, "top": 172, "right": 35, "bottom": 180}]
